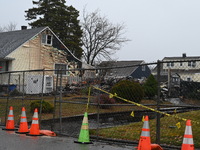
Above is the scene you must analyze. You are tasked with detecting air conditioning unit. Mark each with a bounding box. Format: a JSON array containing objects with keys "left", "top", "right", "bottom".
[{"left": 26, "top": 75, "right": 53, "bottom": 94}]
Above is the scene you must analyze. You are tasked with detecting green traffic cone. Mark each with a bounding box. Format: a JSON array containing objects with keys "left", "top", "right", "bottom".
[{"left": 74, "top": 112, "right": 92, "bottom": 144}]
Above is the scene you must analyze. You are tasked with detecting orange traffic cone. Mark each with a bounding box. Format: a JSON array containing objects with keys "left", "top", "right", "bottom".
[
  {"left": 2, "top": 106, "right": 17, "bottom": 131},
  {"left": 16, "top": 107, "right": 29, "bottom": 134},
  {"left": 26, "top": 108, "right": 42, "bottom": 136},
  {"left": 151, "top": 144, "right": 163, "bottom": 150},
  {"left": 181, "top": 120, "right": 194, "bottom": 150},
  {"left": 137, "top": 115, "right": 151, "bottom": 150}
]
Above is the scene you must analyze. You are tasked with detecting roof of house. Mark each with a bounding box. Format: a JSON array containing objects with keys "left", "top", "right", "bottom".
[
  {"left": 0, "top": 27, "right": 47, "bottom": 58},
  {"left": 99, "top": 60, "right": 144, "bottom": 77},
  {"left": 163, "top": 53, "right": 200, "bottom": 61}
]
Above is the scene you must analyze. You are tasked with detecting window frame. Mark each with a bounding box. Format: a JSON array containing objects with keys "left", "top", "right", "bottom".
[
  {"left": 54, "top": 63, "right": 68, "bottom": 76},
  {"left": 41, "top": 34, "right": 53, "bottom": 46}
]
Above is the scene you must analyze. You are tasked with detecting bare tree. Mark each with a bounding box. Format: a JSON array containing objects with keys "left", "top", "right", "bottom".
[
  {"left": 81, "top": 10, "right": 129, "bottom": 66},
  {"left": 0, "top": 22, "right": 17, "bottom": 32}
]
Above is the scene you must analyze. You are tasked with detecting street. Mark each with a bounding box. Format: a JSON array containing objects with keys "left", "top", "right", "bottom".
[{"left": 0, "top": 129, "right": 134, "bottom": 150}]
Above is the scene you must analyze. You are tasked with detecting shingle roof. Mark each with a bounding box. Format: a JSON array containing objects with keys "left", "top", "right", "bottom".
[
  {"left": 163, "top": 56, "right": 200, "bottom": 60},
  {"left": 0, "top": 27, "right": 47, "bottom": 58},
  {"left": 99, "top": 60, "right": 144, "bottom": 77}
]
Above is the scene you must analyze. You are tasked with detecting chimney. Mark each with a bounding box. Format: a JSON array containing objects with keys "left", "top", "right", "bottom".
[
  {"left": 182, "top": 53, "right": 186, "bottom": 58},
  {"left": 21, "top": 26, "right": 27, "bottom": 30}
]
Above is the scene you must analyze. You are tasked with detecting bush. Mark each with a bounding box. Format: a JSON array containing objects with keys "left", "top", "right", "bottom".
[
  {"left": 10, "top": 89, "right": 23, "bottom": 96},
  {"left": 30, "top": 100, "right": 54, "bottom": 113},
  {"left": 81, "top": 86, "right": 93, "bottom": 95},
  {"left": 110, "top": 80, "right": 144, "bottom": 103},
  {"left": 143, "top": 74, "right": 158, "bottom": 99},
  {"left": 95, "top": 94, "right": 115, "bottom": 109}
]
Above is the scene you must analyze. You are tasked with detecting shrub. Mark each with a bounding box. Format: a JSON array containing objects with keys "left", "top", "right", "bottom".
[
  {"left": 143, "top": 74, "right": 158, "bottom": 99},
  {"left": 30, "top": 100, "right": 54, "bottom": 113},
  {"left": 110, "top": 80, "right": 144, "bottom": 103},
  {"left": 95, "top": 94, "right": 115, "bottom": 109},
  {"left": 10, "top": 89, "right": 23, "bottom": 96},
  {"left": 81, "top": 86, "right": 93, "bottom": 95}
]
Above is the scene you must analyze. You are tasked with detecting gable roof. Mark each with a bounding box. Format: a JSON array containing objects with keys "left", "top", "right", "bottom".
[
  {"left": 99, "top": 60, "right": 144, "bottom": 78},
  {"left": 0, "top": 27, "right": 46, "bottom": 58},
  {"left": 0, "top": 26, "right": 81, "bottom": 62}
]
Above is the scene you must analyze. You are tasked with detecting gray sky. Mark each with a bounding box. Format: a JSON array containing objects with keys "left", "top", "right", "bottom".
[{"left": 1, "top": 0, "right": 200, "bottom": 63}]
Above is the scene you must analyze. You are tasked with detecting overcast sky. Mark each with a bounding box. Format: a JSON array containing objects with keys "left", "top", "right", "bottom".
[{"left": 1, "top": 0, "right": 200, "bottom": 63}]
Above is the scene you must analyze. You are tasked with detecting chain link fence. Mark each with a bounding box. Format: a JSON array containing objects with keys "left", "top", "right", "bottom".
[{"left": 0, "top": 60, "right": 199, "bottom": 149}]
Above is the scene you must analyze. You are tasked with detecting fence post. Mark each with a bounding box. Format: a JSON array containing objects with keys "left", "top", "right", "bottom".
[
  {"left": 5, "top": 73, "right": 11, "bottom": 125},
  {"left": 22, "top": 71, "right": 25, "bottom": 106},
  {"left": 39, "top": 69, "right": 45, "bottom": 124},
  {"left": 59, "top": 69, "right": 63, "bottom": 134},
  {"left": 52, "top": 69, "right": 60, "bottom": 131},
  {"left": 96, "top": 75, "right": 101, "bottom": 141},
  {"left": 156, "top": 60, "right": 161, "bottom": 144}
]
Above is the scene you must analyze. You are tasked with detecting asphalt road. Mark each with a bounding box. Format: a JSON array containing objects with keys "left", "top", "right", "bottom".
[{"left": 0, "top": 129, "right": 135, "bottom": 150}]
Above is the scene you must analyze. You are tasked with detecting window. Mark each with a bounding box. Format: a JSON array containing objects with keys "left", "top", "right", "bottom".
[
  {"left": 171, "top": 62, "right": 174, "bottom": 67},
  {"left": 188, "top": 61, "right": 191, "bottom": 67},
  {"left": 188, "top": 61, "right": 196, "bottom": 67},
  {"left": 180, "top": 62, "right": 182, "bottom": 66},
  {"left": 187, "top": 77, "right": 192, "bottom": 82},
  {"left": 0, "top": 61, "right": 8, "bottom": 72},
  {"left": 166, "top": 62, "right": 174, "bottom": 67},
  {"left": 55, "top": 64, "right": 68, "bottom": 75},
  {"left": 192, "top": 61, "right": 196, "bottom": 67},
  {"left": 142, "top": 65, "right": 146, "bottom": 71},
  {"left": 41, "top": 34, "right": 53, "bottom": 45},
  {"left": 167, "top": 62, "right": 170, "bottom": 67}
]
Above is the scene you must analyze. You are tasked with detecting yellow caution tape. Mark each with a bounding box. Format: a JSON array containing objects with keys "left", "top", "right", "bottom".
[
  {"left": 92, "top": 86, "right": 199, "bottom": 125},
  {"left": 130, "top": 111, "right": 134, "bottom": 117},
  {"left": 109, "top": 94, "right": 114, "bottom": 98},
  {"left": 174, "top": 109, "right": 177, "bottom": 114},
  {"left": 86, "top": 86, "right": 91, "bottom": 112},
  {"left": 176, "top": 122, "right": 181, "bottom": 129},
  {"left": 142, "top": 116, "right": 145, "bottom": 122}
]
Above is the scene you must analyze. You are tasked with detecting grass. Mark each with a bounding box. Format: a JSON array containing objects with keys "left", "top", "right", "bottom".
[{"left": 90, "top": 110, "right": 200, "bottom": 147}]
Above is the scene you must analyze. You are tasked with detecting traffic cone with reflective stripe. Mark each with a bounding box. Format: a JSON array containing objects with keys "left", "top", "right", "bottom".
[
  {"left": 137, "top": 115, "right": 151, "bottom": 150},
  {"left": 26, "top": 108, "right": 42, "bottom": 136},
  {"left": 74, "top": 112, "right": 92, "bottom": 144},
  {"left": 2, "top": 106, "right": 17, "bottom": 131},
  {"left": 181, "top": 120, "right": 194, "bottom": 150},
  {"left": 16, "top": 107, "right": 29, "bottom": 134}
]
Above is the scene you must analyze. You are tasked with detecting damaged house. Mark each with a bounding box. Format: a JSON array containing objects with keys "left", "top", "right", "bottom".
[{"left": 0, "top": 26, "right": 82, "bottom": 94}]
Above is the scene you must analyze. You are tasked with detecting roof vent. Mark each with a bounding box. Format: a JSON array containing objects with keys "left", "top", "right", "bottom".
[
  {"left": 182, "top": 53, "right": 186, "bottom": 58},
  {"left": 21, "top": 26, "right": 27, "bottom": 30}
]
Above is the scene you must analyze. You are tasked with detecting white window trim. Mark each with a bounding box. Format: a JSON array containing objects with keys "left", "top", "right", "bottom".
[{"left": 41, "top": 34, "right": 53, "bottom": 46}]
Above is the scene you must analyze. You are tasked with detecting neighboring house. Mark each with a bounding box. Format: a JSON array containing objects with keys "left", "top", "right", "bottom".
[
  {"left": 82, "top": 62, "right": 96, "bottom": 78},
  {"left": 152, "top": 53, "right": 200, "bottom": 97},
  {"left": 0, "top": 26, "right": 82, "bottom": 94},
  {"left": 153, "top": 53, "right": 200, "bottom": 83},
  {"left": 98, "top": 60, "right": 151, "bottom": 82}
]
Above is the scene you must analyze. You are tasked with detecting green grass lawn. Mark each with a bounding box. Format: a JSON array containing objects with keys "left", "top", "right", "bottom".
[{"left": 90, "top": 110, "right": 200, "bottom": 147}]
